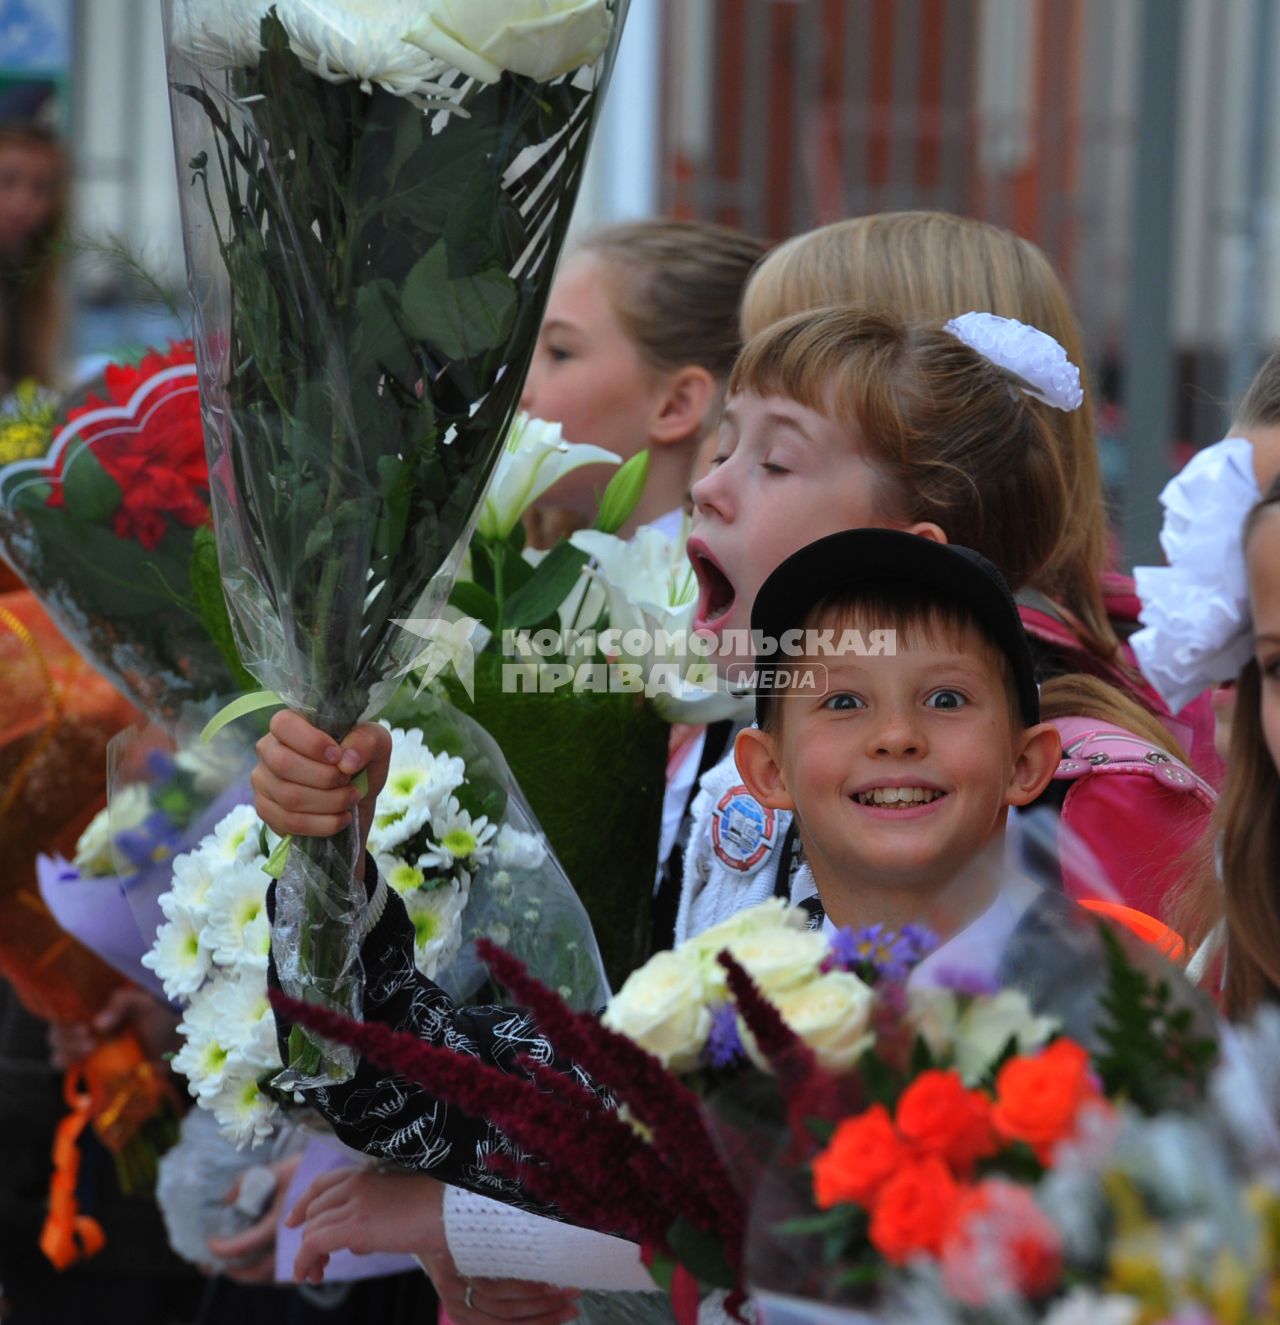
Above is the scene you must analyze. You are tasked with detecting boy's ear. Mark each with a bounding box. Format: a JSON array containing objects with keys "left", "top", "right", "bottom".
[
  {"left": 734, "top": 727, "right": 795, "bottom": 812},
  {"left": 652, "top": 366, "right": 717, "bottom": 446},
  {"left": 904, "top": 520, "right": 948, "bottom": 545},
  {"left": 1005, "top": 721, "right": 1061, "bottom": 807}
]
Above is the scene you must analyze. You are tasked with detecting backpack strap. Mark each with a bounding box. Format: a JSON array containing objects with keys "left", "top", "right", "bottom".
[{"left": 1050, "top": 717, "right": 1216, "bottom": 807}]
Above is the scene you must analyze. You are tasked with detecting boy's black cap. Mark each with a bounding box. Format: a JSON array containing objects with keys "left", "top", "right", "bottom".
[{"left": 750, "top": 529, "right": 1040, "bottom": 727}]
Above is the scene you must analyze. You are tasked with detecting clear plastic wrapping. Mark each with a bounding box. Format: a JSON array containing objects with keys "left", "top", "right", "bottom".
[{"left": 162, "top": 0, "right": 628, "bottom": 1084}]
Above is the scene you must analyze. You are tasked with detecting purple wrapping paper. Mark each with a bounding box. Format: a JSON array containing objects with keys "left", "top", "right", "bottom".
[
  {"left": 275, "top": 1135, "right": 420, "bottom": 1283},
  {"left": 37, "top": 853, "right": 169, "bottom": 1000}
]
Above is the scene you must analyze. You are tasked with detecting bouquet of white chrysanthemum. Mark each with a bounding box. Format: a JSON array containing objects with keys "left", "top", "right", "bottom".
[{"left": 148, "top": 716, "right": 607, "bottom": 1146}]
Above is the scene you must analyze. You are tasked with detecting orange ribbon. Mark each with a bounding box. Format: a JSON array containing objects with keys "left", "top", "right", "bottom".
[{"left": 38, "top": 1030, "right": 175, "bottom": 1269}]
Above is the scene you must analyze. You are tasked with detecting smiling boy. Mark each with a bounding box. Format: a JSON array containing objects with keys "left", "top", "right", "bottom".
[{"left": 732, "top": 529, "right": 1061, "bottom": 959}]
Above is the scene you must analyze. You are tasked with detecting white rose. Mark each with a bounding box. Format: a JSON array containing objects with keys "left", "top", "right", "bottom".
[
  {"left": 686, "top": 898, "right": 809, "bottom": 961},
  {"left": 749, "top": 971, "right": 875, "bottom": 1073},
  {"left": 907, "top": 985, "right": 960, "bottom": 1061},
  {"left": 952, "top": 989, "right": 1058, "bottom": 1084},
  {"left": 908, "top": 986, "right": 1058, "bottom": 1084},
  {"left": 407, "top": 0, "right": 613, "bottom": 86},
  {"left": 701, "top": 926, "right": 830, "bottom": 1002},
  {"left": 602, "top": 951, "right": 712, "bottom": 1072},
  {"left": 72, "top": 784, "right": 152, "bottom": 877}
]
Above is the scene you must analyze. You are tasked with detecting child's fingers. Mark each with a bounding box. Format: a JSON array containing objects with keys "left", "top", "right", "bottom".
[
  {"left": 256, "top": 733, "right": 354, "bottom": 791},
  {"left": 252, "top": 762, "right": 359, "bottom": 816},
  {"left": 338, "top": 723, "right": 392, "bottom": 781},
  {"left": 283, "top": 1169, "right": 350, "bottom": 1227},
  {"left": 252, "top": 778, "right": 356, "bottom": 839},
  {"left": 269, "top": 710, "right": 342, "bottom": 762}
]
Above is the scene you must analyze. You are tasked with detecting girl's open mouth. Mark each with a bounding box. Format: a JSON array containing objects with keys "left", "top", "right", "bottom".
[{"left": 689, "top": 540, "right": 736, "bottom": 632}]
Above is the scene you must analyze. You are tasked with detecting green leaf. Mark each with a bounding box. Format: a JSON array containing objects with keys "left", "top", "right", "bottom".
[
  {"left": 499, "top": 542, "right": 589, "bottom": 631},
  {"left": 60, "top": 447, "right": 122, "bottom": 522},
  {"left": 263, "top": 832, "right": 293, "bottom": 880},
  {"left": 190, "top": 525, "right": 258, "bottom": 692},
  {"left": 449, "top": 580, "right": 500, "bottom": 636},
  {"left": 665, "top": 1217, "right": 737, "bottom": 1291},
  {"left": 400, "top": 243, "right": 517, "bottom": 362},
  {"left": 201, "top": 689, "right": 285, "bottom": 745}
]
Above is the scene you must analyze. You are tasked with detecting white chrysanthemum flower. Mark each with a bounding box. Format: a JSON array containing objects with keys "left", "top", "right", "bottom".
[
  {"left": 404, "top": 879, "right": 467, "bottom": 978},
  {"left": 381, "top": 729, "right": 467, "bottom": 807},
  {"left": 208, "top": 972, "right": 281, "bottom": 1074},
  {"left": 206, "top": 804, "right": 267, "bottom": 868},
  {"left": 376, "top": 855, "right": 434, "bottom": 899},
  {"left": 368, "top": 791, "right": 434, "bottom": 855},
  {"left": 492, "top": 823, "right": 546, "bottom": 872},
  {"left": 143, "top": 903, "right": 211, "bottom": 1000},
  {"left": 72, "top": 784, "right": 152, "bottom": 877},
  {"left": 173, "top": 0, "right": 461, "bottom": 106},
  {"left": 208, "top": 1061, "right": 279, "bottom": 1149},
  {"left": 173, "top": 990, "right": 238, "bottom": 1099},
  {"left": 417, "top": 801, "right": 496, "bottom": 871},
  {"left": 166, "top": 848, "right": 218, "bottom": 925},
  {"left": 205, "top": 860, "right": 271, "bottom": 972}
]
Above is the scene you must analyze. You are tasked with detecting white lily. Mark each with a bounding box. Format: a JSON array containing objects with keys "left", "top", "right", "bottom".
[
  {"left": 476, "top": 414, "right": 619, "bottom": 542},
  {"left": 406, "top": 0, "right": 613, "bottom": 86}
]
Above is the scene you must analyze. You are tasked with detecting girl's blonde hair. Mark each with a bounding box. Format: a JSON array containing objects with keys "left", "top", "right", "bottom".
[
  {"left": 1216, "top": 478, "right": 1280, "bottom": 1018},
  {"left": 578, "top": 219, "right": 766, "bottom": 385},
  {"left": 740, "top": 211, "right": 1114, "bottom": 663},
  {"left": 729, "top": 306, "right": 1068, "bottom": 591}
]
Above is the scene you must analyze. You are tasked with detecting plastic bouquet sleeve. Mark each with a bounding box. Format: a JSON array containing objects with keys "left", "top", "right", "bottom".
[
  {"left": 163, "top": 0, "right": 630, "bottom": 1085},
  {"left": 0, "top": 345, "right": 241, "bottom": 728}
]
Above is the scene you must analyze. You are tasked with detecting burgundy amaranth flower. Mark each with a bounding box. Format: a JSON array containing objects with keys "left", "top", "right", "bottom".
[
  {"left": 477, "top": 940, "right": 744, "bottom": 1254},
  {"left": 270, "top": 989, "right": 668, "bottom": 1243},
  {"left": 717, "top": 951, "right": 817, "bottom": 1091}
]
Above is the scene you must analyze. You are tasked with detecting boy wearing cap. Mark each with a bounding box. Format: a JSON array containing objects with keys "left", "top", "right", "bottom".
[{"left": 732, "top": 529, "right": 1063, "bottom": 975}]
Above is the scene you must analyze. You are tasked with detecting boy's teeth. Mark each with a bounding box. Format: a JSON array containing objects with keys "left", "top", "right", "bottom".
[{"left": 855, "top": 787, "right": 942, "bottom": 806}]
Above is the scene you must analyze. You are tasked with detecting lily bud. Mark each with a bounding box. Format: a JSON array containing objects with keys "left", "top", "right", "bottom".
[{"left": 593, "top": 450, "right": 650, "bottom": 534}]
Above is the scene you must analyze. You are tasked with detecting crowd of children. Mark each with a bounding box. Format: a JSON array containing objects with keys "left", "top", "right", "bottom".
[
  {"left": 237, "top": 208, "right": 1280, "bottom": 1325},
  {"left": 13, "top": 203, "right": 1280, "bottom": 1323}
]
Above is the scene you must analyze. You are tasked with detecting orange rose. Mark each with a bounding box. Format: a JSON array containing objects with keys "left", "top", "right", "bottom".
[
  {"left": 867, "top": 1155, "right": 960, "bottom": 1264},
  {"left": 811, "top": 1104, "right": 910, "bottom": 1210},
  {"left": 895, "top": 1069, "right": 998, "bottom": 1174},
  {"left": 991, "top": 1038, "right": 1100, "bottom": 1162},
  {"left": 940, "top": 1180, "right": 1063, "bottom": 1305}
]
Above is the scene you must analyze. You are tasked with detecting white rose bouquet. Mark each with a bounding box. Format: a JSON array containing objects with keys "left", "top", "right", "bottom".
[{"left": 163, "top": 0, "right": 627, "bottom": 1084}]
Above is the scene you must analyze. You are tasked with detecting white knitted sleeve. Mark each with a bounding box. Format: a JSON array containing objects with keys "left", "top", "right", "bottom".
[{"left": 443, "top": 1186, "right": 660, "bottom": 1290}]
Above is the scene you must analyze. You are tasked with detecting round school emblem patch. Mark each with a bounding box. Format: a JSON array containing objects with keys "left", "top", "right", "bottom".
[{"left": 711, "top": 784, "right": 777, "bottom": 873}]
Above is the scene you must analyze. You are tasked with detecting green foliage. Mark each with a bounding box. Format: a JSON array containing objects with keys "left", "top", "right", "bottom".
[
  {"left": 1091, "top": 924, "right": 1218, "bottom": 1113},
  {"left": 665, "top": 1216, "right": 738, "bottom": 1291},
  {"left": 190, "top": 526, "right": 259, "bottom": 693}
]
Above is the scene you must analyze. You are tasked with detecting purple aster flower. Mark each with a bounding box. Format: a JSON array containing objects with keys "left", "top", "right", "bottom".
[
  {"left": 145, "top": 749, "right": 177, "bottom": 783},
  {"left": 826, "top": 922, "right": 939, "bottom": 984},
  {"left": 704, "top": 1003, "right": 745, "bottom": 1069}
]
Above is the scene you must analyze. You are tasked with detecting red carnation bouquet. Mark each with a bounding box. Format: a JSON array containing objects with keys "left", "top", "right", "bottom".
[{"left": 0, "top": 341, "right": 242, "bottom": 726}]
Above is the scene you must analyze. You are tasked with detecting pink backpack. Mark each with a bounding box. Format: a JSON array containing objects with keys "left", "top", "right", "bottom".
[
  {"left": 1048, "top": 716, "right": 1216, "bottom": 920},
  {"left": 1019, "top": 572, "right": 1224, "bottom": 790}
]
